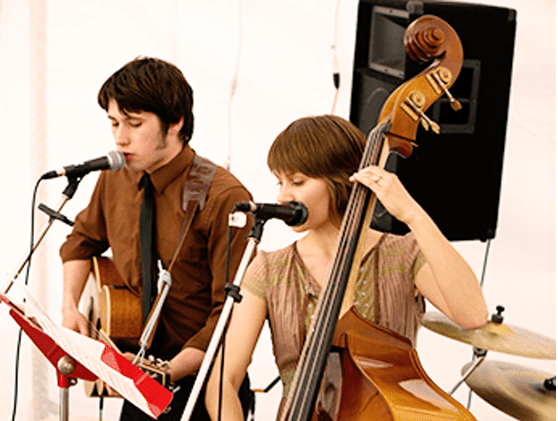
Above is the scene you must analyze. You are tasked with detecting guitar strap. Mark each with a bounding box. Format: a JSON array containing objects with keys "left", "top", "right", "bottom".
[
  {"left": 170, "top": 153, "right": 218, "bottom": 271},
  {"left": 143, "top": 154, "right": 218, "bottom": 342}
]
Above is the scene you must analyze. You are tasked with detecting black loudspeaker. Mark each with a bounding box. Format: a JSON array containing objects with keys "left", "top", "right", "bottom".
[{"left": 350, "top": 0, "right": 517, "bottom": 241}]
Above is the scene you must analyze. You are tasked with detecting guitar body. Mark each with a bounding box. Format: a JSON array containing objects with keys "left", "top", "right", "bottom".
[
  {"left": 326, "top": 308, "right": 476, "bottom": 420},
  {"left": 90, "top": 256, "right": 143, "bottom": 347},
  {"left": 84, "top": 256, "right": 143, "bottom": 397}
]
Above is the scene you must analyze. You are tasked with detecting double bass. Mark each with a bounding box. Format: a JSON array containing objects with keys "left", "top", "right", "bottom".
[{"left": 280, "top": 15, "right": 476, "bottom": 421}]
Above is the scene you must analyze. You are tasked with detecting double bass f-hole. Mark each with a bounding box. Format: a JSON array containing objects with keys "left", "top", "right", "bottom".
[{"left": 280, "top": 15, "right": 467, "bottom": 421}]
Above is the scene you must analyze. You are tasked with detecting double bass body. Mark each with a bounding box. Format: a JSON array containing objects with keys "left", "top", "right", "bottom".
[{"left": 326, "top": 309, "right": 476, "bottom": 420}]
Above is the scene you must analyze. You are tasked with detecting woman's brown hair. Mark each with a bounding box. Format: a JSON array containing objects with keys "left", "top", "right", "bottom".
[{"left": 267, "top": 115, "right": 367, "bottom": 220}]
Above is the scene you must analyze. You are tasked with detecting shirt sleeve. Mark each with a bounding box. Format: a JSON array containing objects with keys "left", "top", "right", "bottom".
[
  {"left": 182, "top": 181, "right": 253, "bottom": 351},
  {"left": 59, "top": 174, "right": 110, "bottom": 262},
  {"left": 407, "top": 233, "right": 427, "bottom": 304},
  {"left": 241, "top": 250, "right": 270, "bottom": 301}
]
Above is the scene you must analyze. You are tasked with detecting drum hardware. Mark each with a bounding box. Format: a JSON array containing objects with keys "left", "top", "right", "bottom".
[
  {"left": 447, "top": 305, "right": 505, "bottom": 394},
  {"left": 422, "top": 305, "right": 556, "bottom": 420},
  {"left": 421, "top": 306, "right": 556, "bottom": 360},
  {"left": 462, "top": 360, "right": 556, "bottom": 421},
  {"left": 448, "top": 347, "right": 487, "bottom": 396}
]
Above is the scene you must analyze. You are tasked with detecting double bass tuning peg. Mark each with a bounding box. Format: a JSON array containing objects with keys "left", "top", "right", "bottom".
[
  {"left": 400, "top": 67, "right": 463, "bottom": 136},
  {"left": 427, "top": 67, "right": 462, "bottom": 111},
  {"left": 402, "top": 90, "right": 441, "bottom": 134}
]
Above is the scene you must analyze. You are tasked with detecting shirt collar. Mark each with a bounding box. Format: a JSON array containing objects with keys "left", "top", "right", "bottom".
[{"left": 147, "top": 145, "right": 195, "bottom": 193}]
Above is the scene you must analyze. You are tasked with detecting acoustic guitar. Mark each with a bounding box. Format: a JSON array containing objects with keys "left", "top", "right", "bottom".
[{"left": 84, "top": 256, "right": 171, "bottom": 397}]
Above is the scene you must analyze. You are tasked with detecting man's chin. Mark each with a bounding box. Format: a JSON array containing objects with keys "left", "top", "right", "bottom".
[{"left": 124, "top": 162, "right": 144, "bottom": 173}]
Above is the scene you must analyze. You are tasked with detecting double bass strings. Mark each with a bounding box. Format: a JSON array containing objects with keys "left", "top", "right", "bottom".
[{"left": 281, "top": 121, "right": 390, "bottom": 421}]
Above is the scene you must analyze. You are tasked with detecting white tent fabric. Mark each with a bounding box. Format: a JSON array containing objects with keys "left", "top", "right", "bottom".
[{"left": 0, "top": 1, "right": 554, "bottom": 420}]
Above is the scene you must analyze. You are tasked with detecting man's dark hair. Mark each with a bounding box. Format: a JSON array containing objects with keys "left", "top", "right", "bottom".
[{"left": 98, "top": 56, "right": 194, "bottom": 143}]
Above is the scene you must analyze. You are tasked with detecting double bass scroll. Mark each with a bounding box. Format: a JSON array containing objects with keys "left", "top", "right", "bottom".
[
  {"left": 376, "top": 15, "right": 463, "bottom": 163},
  {"left": 280, "top": 15, "right": 471, "bottom": 421}
]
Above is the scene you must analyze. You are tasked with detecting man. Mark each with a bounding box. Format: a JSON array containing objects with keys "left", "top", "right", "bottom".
[{"left": 60, "top": 57, "right": 253, "bottom": 420}]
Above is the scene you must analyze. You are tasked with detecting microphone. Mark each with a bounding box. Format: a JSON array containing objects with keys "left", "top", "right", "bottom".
[
  {"left": 234, "top": 201, "right": 308, "bottom": 227},
  {"left": 41, "top": 150, "right": 126, "bottom": 180}
]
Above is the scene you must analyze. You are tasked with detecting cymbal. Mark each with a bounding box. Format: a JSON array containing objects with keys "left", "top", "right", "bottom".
[
  {"left": 462, "top": 360, "right": 556, "bottom": 421},
  {"left": 421, "top": 311, "right": 556, "bottom": 359}
]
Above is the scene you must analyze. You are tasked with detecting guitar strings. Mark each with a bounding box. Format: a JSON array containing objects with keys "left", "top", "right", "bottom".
[{"left": 86, "top": 317, "right": 121, "bottom": 352}]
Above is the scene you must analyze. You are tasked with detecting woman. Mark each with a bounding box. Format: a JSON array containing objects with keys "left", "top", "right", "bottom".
[{"left": 205, "top": 115, "right": 488, "bottom": 420}]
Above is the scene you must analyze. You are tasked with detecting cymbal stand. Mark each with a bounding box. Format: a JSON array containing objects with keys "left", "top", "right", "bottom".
[
  {"left": 448, "top": 305, "right": 505, "bottom": 396},
  {"left": 448, "top": 306, "right": 506, "bottom": 396},
  {"left": 447, "top": 347, "right": 487, "bottom": 396},
  {"left": 181, "top": 213, "right": 266, "bottom": 421}
]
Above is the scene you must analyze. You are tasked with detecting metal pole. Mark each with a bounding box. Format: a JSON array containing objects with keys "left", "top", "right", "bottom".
[{"left": 181, "top": 218, "right": 265, "bottom": 420}]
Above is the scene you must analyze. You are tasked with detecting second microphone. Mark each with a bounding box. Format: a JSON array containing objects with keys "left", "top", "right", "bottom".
[{"left": 234, "top": 201, "right": 308, "bottom": 227}]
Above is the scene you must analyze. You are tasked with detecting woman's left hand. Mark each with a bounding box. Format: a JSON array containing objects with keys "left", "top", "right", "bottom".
[{"left": 350, "top": 166, "right": 421, "bottom": 225}]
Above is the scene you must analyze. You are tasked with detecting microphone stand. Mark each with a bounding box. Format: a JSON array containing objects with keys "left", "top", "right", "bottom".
[
  {"left": 1, "top": 175, "right": 84, "bottom": 421},
  {"left": 181, "top": 214, "right": 266, "bottom": 421},
  {"left": 3, "top": 176, "right": 81, "bottom": 295}
]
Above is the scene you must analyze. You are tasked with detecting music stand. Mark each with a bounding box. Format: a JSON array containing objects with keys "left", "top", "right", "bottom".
[
  {"left": 1, "top": 294, "right": 97, "bottom": 421},
  {"left": 1, "top": 293, "right": 173, "bottom": 421}
]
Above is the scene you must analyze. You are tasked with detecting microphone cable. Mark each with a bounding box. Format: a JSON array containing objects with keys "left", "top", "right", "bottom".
[
  {"left": 216, "top": 223, "right": 234, "bottom": 421},
  {"left": 331, "top": 0, "right": 341, "bottom": 114},
  {"left": 217, "top": 212, "right": 256, "bottom": 421},
  {"left": 225, "top": 0, "right": 244, "bottom": 171},
  {"left": 10, "top": 176, "right": 42, "bottom": 421},
  {"left": 466, "top": 238, "right": 492, "bottom": 411}
]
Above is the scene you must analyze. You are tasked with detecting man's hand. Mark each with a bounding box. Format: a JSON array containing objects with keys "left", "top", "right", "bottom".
[
  {"left": 104, "top": 352, "right": 136, "bottom": 397},
  {"left": 61, "top": 306, "right": 90, "bottom": 336},
  {"left": 62, "top": 259, "right": 93, "bottom": 335}
]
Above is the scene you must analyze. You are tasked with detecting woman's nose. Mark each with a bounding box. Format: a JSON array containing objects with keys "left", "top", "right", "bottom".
[{"left": 276, "top": 186, "right": 292, "bottom": 204}]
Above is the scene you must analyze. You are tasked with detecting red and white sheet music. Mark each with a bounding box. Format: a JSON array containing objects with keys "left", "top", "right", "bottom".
[{"left": 3, "top": 280, "right": 173, "bottom": 419}]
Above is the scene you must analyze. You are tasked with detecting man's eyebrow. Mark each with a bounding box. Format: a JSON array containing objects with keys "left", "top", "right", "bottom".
[{"left": 107, "top": 113, "right": 143, "bottom": 121}]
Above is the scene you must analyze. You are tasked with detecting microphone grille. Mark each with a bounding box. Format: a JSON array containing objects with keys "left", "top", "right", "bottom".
[
  {"left": 107, "top": 150, "right": 126, "bottom": 172},
  {"left": 286, "top": 201, "right": 308, "bottom": 226}
]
